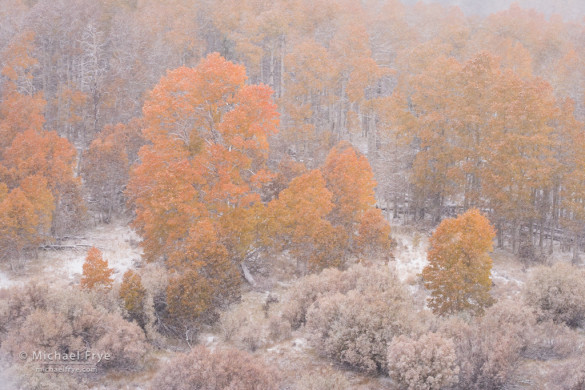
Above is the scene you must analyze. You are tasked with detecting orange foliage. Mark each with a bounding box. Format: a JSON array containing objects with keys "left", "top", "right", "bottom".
[
  {"left": 119, "top": 269, "right": 146, "bottom": 325},
  {"left": 1, "top": 31, "right": 37, "bottom": 83},
  {"left": 321, "top": 141, "right": 377, "bottom": 230},
  {"left": 128, "top": 53, "right": 279, "bottom": 264},
  {"left": 269, "top": 169, "right": 346, "bottom": 273},
  {"left": 0, "top": 90, "right": 46, "bottom": 152},
  {"left": 0, "top": 177, "right": 54, "bottom": 263},
  {"left": 422, "top": 209, "right": 496, "bottom": 315},
  {"left": 80, "top": 247, "right": 114, "bottom": 291},
  {"left": 128, "top": 53, "right": 278, "bottom": 325}
]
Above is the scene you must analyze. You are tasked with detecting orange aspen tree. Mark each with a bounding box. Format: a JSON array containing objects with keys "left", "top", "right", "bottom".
[
  {"left": 81, "top": 247, "right": 114, "bottom": 290},
  {"left": 119, "top": 269, "right": 147, "bottom": 326},
  {"left": 127, "top": 53, "right": 278, "bottom": 328},
  {"left": 422, "top": 209, "right": 496, "bottom": 315}
]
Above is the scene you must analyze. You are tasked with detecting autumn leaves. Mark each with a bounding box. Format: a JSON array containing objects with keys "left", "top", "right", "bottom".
[
  {"left": 125, "top": 54, "right": 391, "bottom": 327},
  {"left": 423, "top": 209, "right": 496, "bottom": 316},
  {"left": 0, "top": 34, "right": 83, "bottom": 266},
  {"left": 266, "top": 141, "right": 391, "bottom": 273}
]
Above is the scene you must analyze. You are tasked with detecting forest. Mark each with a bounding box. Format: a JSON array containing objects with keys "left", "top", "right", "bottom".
[{"left": 1, "top": 0, "right": 585, "bottom": 389}]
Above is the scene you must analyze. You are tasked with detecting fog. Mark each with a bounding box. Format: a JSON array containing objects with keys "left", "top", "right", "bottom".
[{"left": 405, "top": 0, "right": 585, "bottom": 19}]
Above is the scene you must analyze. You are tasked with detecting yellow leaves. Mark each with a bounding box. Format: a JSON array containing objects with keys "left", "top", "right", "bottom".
[
  {"left": 284, "top": 40, "right": 337, "bottom": 97},
  {"left": 80, "top": 247, "right": 114, "bottom": 291},
  {"left": 397, "top": 49, "right": 560, "bottom": 222},
  {"left": 422, "top": 209, "right": 496, "bottom": 316},
  {"left": 346, "top": 57, "right": 393, "bottom": 105}
]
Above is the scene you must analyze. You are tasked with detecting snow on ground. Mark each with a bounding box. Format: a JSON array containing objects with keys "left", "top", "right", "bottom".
[
  {"left": 388, "top": 225, "right": 535, "bottom": 302},
  {"left": 0, "top": 268, "right": 16, "bottom": 289},
  {"left": 391, "top": 226, "right": 429, "bottom": 282},
  {"left": 1, "top": 218, "right": 142, "bottom": 288}
]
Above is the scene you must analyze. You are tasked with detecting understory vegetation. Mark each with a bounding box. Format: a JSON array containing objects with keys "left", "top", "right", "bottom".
[{"left": 2, "top": 0, "right": 585, "bottom": 388}]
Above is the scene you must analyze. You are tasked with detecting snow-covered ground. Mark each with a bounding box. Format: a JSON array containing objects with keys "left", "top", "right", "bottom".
[
  {"left": 391, "top": 227, "right": 429, "bottom": 282},
  {"left": 0, "top": 269, "right": 16, "bottom": 289},
  {"left": 0, "top": 219, "right": 142, "bottom": 289}
]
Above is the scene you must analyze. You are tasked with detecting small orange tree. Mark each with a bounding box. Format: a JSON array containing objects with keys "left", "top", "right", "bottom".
[
  {"left": 81, "top": 247, "right": 114, "bottom": 290},
  {"left": 422, "top": 209, "right": 496, "bottom": 315},
  {"left": 119, "top": 269, "right": 146, "bottom": 325}
]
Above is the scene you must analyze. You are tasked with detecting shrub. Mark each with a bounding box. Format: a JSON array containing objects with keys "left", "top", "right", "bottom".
[
  {"left": 305, "top": 266, "right": 415, "bottom": 374},
  {"left": 0, "top": 285, "right": 148, "bottom": 371},
  {"left": 237, "top": 322, "right": 267, "bottom": 352},
  {"left": 387, "top": 333, "right": 459, "bottom": 390},
  {"left": 294, "top": 372, "right": 351, "bottom": 390},
  {"left": 1, "top": 309, "right": 81, "bottom": 364},
  {"left": 218, "top": 304, "right": 268, "bottom": 351},
  {"left": 4, "top": 363, "right": 86, "bottom": 390},
  {"left": 525, "top": 320, "right": 581, "bottom": 360},
  {"left": 441, "top": 300, "right": 536, "bottom": 390},
  {"left": 150, "top": 346, "right": 278, "bottom": 390},
  {"left": 0, "top": 283, "right": 49, "bottom": 341},
  {"left": 94, "top": 313, "right": 148, "bottom": 370},
  {"left": 555, "top": 357, "right": 585, "bottom": 390},
  {"left": 268, "top": 315, "right": 292, "bottom": 342},
  {"left": 218, "top": 305, "right": 249, "bottom": 342},
  {"left": 282, "top": 264, "right": 389, "bottom": 330},
  {"left": 524, "top": 262, "right": 585, "bottom": 327}
]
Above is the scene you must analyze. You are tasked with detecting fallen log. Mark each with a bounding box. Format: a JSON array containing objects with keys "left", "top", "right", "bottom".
[
  {"left": 241, "top": 263, "right": 256, "bottom": 286},
  {"left": 40, "top": 244, "right": 93, "bottom": 250}
]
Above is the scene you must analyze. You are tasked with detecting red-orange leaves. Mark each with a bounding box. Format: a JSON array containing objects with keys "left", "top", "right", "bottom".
[
  {"left": 2, "top": 129, "right": 77, "bottom": 189},
  {"left": 0, "top": 90, "right": 46, "bottom": 152},
  {"left": 129, "top": 53, "right": 279, "bottom": 263},
  {"left": 142, "top": 54, "right": 246, "bottom": 142},
  {"left": 128, "top": 54, "right": 279, "bottom": 326},
  {"left": 1, "top": 128, "right": 84, "bottom": 236}
]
